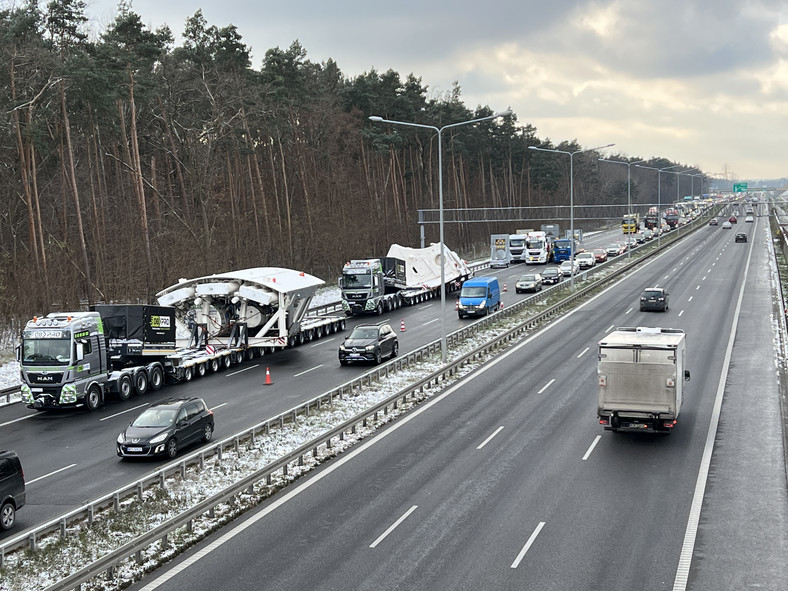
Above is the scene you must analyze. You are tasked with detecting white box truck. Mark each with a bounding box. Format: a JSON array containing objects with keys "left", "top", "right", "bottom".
[{"left": 597, "top": 327, "right": 690, "bottom": 434}]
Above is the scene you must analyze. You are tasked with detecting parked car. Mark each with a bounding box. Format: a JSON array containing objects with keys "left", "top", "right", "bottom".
[
  {"left": 0, "top": 450, "right": 25, "bottom": 530},
  {"left": 575, "top": 252, "right": 596, "bottom": 269},
  {"left": 640, "top": 287, "right": 669, "bottom": 312},
  {"left": 745, "top": 215, "right": 754, "bottom": 223},
  {"left": 708, "top": 218, "right": 718, "bottom": 226},
  {"left": 117, "top": 398, "right": 214, "bottom": 459},
  {"left": 729, "top": 216, "right": 738, "bottom": 224},
  {"left": 722, "top": 221, "right": 732, "bottom": 229},
  {"left": 541, "top": 267, "right": 562, "bottom": 285},
  {"left": 516, "top": 273, "right": 542, "bottom": 293},
  {"left": 339, "top": 322, "right": 399, "bottom": 364},
  {"left": 592, "top": 248, "right": 608, "bottom": 263},
  {"left": 735, "top": 232, "right": 748, "bottom": 243},
  {"left": 559, "top": 259, "right": 581, "bottom": 276}
]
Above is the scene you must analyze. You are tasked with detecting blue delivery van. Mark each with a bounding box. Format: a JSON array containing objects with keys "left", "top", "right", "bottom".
[{"left": 457, "top": 276, "right": 501, "bottom": 318}]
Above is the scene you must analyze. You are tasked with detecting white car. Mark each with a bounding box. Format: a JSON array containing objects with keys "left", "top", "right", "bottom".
[
  {"left": 722, "top": 221, "right": 732, "bottom": 229},
  {"left": 559, "top": 259, "right": 581, "bottom": 276},
  {"left": 575, "top": 252, "right": 596, "bottom": 269},
  {"left": 745, "top": 215, "right": 754, "bottom": 223}
]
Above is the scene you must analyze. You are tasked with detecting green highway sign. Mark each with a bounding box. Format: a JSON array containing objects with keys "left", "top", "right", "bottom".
[{"left": 733, "top": 182, "right": 748, "bottom": 192}]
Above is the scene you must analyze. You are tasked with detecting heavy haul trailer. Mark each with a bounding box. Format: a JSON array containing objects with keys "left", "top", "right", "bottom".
[
  {"left": 20, "top": 268, "right": 345, "bottom": 411},
  {"left": 340, "top": 243, "right": 471, "bottom": 316}
]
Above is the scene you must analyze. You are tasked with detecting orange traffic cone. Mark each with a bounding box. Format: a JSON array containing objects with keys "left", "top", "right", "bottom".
[
  {"left": 264, "top": 367, "right": 273, "bottom": 385},
  {"left": 503, "top": 283, "right": 508, "bottom": 292},
  {"left": 400, "top": 319, "right": 406, "bottom": 332}
]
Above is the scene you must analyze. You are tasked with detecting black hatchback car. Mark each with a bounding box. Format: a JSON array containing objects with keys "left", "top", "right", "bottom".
[
  {"left": 339, "top": 322, "right": 398, "bottom": 365},
  {"left": 735, "top": 232, "right": 748, "bottom": 243},
  {"left": 640, "top": 287, "right": 670, "bottom": 312},
  {"left": 117, "top": 398, "right": 214, "bottom": 459},
  {"left": 0, "top": 450, "right": 26, "bottom": 530}
]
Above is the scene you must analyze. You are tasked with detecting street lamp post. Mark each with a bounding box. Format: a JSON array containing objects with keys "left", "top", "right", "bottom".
[
  {"left": 599, "top": 158, "right": 645, "bottom": 260},
  {"left": 529, "top": 143, "right": 614, "bottom": 287},
  {"left": 636, "top": 164, "right": 682, "bottom": 244},
  {"left": 369, "top": 110, "right": 511, "bottom": 364}
]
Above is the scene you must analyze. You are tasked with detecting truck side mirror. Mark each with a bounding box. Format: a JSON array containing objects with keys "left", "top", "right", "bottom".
[
  {"left": 15, "top": 344, "right": 20, "bottom": 362},
  {"left": 684, "top": 369, "right": 690, "bottom": 381}
]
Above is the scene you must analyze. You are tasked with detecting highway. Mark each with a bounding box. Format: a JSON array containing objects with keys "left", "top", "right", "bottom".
[{"left": 119, "top": 209, "right": 786, "bottom": 590}]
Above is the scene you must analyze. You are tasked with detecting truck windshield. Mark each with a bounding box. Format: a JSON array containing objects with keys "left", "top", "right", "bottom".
[
  {"left": 21, "top": 334, "right": 72, "bottom": 366},
  {"left": 509, "top": 239, "right": 525, "bottom": 248},
  {"left": 340, "top": 270, "right": 372, "bottom": 289},
  {"left": 526, "top": 240, "right": 543, "bottom": 249},
  {"left": 461, "top": 286, "right": 487, "bottom": 298}
]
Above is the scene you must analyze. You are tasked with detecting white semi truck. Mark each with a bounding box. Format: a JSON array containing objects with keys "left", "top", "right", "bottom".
[
  {"left": 597, "top": 327, "right": 690, "bottom": 434},
  {"left": 20, "top": 267, "right": 345, "bottom": 411},
  {"left": 340, "top": 243, "right": 471, "bottom": 316}
]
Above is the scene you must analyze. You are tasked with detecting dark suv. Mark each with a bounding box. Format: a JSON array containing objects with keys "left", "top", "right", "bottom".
[
  {"left": 339, "top": 322, "right": 398, "bottom": 365},
  {"left": 117, "top": 398, "right": 214, "bottom": 459},
  {"left": 640, "top": 287, "right": 670, "bottom": 312},
  {"left": 0, "top": 450, "right": 26, "bottom": 530}
]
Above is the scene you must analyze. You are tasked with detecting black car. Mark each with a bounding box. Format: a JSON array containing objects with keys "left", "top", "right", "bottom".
[
  {"left": 339, "top": 322, "right": 398, "bottom": 365},
  {"left": 117, "top": 398, "right": 214, "bottom": 459},
  {"left": 541, "top": 267, "right": 562, "bottom": 285},
  {"left": 640, "top": 287, "right": 669, "bottom": 312},
  {"left": 0, "top": 450, "right": 26, "bottom": 530},
  {"left": 735, "top": 232, "right": 748, "bottom": 243}
]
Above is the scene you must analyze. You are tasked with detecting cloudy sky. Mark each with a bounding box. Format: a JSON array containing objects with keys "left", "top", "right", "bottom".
[{"left": 84, "top": 0, "right": 788, "bottom": 181}]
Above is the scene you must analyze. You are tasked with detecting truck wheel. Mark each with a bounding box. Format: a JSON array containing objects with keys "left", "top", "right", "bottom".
[
  {"left": 149, "top": 366, "right": 164, "bottom": 391},
  {"left": 210, "top": 358, "right": 220, "bottom": 373},
  {"left": 133, "top": 371, "right": 148, "bottom": 396},
  {"left": 85, "top": 385, "right": 102, "bottom": 411},
  {"left": 0, "top": 501, "right": 15, "bottom": 531},
  {"left": 223, "top": 355, "right": 232, "bottom": 369},
  {"left": 183, "top": 366, "right": 194, "bottom": 382},
  {"left": 376, "top": 302, "right": 383, "bottom": 315},
  {"left": 197, "top": 363, "right": 207, "bottom": 378}
]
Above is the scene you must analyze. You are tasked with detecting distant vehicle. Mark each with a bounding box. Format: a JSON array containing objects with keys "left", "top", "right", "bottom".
[
  {"left": 733, "top": 210, "right": 740, "bottom": 217},
  {"left": 117, "top": 398, "right": 214, "bottom": 459},
  {"left": 0, "top": 450, "right": 25, "bottom": 530},
  {"left": 634, "top": 232, "right": 646, "bottom": 244},
  {"left": 458, "top": 276, "right": 501, "bottom": 318},
  {"left": 722, "top": 221, "right": 732, "bottom": 229},
  {"left": 729, "top": 216, "right": 738, "bottom": 224},
  {"left": 541, "top": 267, "right": 562, "bottom": 285},
  {"left": 592, "top": 248, "right": 608, "bottom": 262},
  {"left": 339, "top": 322, "right": 399, "bottom": 365},
  {"left": 709, "top": 218, "right": 718, "bottom": 226},
  {"left": 606, "top": 243, "right": 621, "bottom": 257},
  {"left": 642, "top": 229, "right": 654, "bottom": 241},
  {"left": 490, "top": 234, "right": 512, "bottom": 268},
  {"left": 735, "top": 233, "right": 748, "bottom": 243},
  {"left": 559, "top": 259, "right": 581, "bottom": 276},
  {"left": 640, "top": 287, "right": 669, "bottom": 312},
  {"left": 622, "top": 213, "right": 639, "bottom": 235},
  {"left": 745, "top": 215, "right": 754, "bottom": 223},
  {"left": 575, "top": 252, "right": 596, "bottom": 269},
  {"left": 516, "top": 273, "right": 542, "bottom": 293},
  {"left": 626, "top": 237, "right": 638, "bottom": 249}
]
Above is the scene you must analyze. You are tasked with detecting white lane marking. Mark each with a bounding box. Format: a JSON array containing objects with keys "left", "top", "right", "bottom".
[
  {"left": 211, "top": 403, "right": 228, "bottom": 411},
  {"left": 311, "top": 338, "right": 335, "bottom": 348},
  {"left": 625, "top": 307, "right": 633, "bottom": 315},
  {"left": 664, "top": 275, "right": 670, "bottom": 280},
  {"left": 369, "top": 505, "right": 418, "bottom": 548},
  {"left": 708, "top": 268, "right": 712, "bottom": 273},
  {"left": 673, "top": 268, "right": 678, "bottom": 272},
  {"left": 423, "top": 318, "right": 439, "bottom": 326},
  {"left": 294, "top": 365, "right": 323, "bottom": 377},
  {"left": 688, "top": 296, "right": 693, "bottom": 302},
  {"left": 477, "top": 426, "right": 505, "bottom": 450},
  {"left": 537, "top": 379, "right": 555, "bottom": 394},
  {"left": 696, "top": 285, "right": 700, "bottom": 290},
  {"left": 577, "top": 347, "right": 589, "bottom": 358},
  {"left": 582, "top": 436, "right": 601, "bottom": 461},
  {"left": 419, "top": 304, "right": 434, "bottom": 310},
  {"left": 678, "top": 310, "right": 684, "bottom": 317},
  {"left": 227, "top": 365, "right": 258, "bottom": 376},
  {"left": 702, "top": 276, "right": 707, "bottom": 281},
  {"left": 0, "top": 414, "right": 36, "bottom": 427},
  {"left": 100, "top": 403, "right": 149, "bottom": 422},
  {"left": 605, "top": 325, "right": 614, "bottom": 333},
  {"left": 511, "top": 521, "right": 546, "bottom": 568},
  {"left": 26, "top": 463, "right": 77, "bottom": 485}
]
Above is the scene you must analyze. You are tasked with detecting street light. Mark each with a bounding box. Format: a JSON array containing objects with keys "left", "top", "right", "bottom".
[
  {"left": 636, "top": 164, "right": 682, "bottom": 244},
  {"left": 529, "top": 143, "right": 615, "bottom": 287},
  {"left": 599, "top": 158, "right": 645, "bottom": 260},
  {"left": 369, "top": 109, "right": 512, "bottom": 363}
]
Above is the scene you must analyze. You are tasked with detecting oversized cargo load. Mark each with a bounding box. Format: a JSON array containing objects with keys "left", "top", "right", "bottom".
[{"left": 597, "top": 326, "right": 690, "bottom": 434}]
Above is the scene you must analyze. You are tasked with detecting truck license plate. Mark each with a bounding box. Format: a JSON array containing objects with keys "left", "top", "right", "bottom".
[{"left": 127, "top": 447, "right": 143, "bottom": 452}]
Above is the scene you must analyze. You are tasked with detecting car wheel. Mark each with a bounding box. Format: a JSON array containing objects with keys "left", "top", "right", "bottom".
[
  {"left": 458, "top": 312, "right": 465, "bottom": 319},
  {"left": 374, "top": 350, "right": 382, "bottom": 365},
  {"left": 391, "top": 342, "right": 399, "bottom": 359},
  {"left": 202, "top": 423, "right": 213, "bottom": 443},
  {"left": 339, "top": 359, "right": 349, "bottom": 366},
  {"left": 165, "top": 438, "right": 178, "bottom": 459},
  {"left": 0, "top": 501, "right": 15, "bottom": 531}
]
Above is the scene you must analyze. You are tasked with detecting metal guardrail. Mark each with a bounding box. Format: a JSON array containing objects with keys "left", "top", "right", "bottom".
[
  {"left": 0, "top": 385, "right": 18, "bottom": 404},
  {"left": 2, "top": 217, "right": 714, "bottom": 588}
]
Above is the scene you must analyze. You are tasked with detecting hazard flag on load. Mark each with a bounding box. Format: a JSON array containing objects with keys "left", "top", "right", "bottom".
[{"left": 206, "top": 344, "right": 215, "bottom": 355}]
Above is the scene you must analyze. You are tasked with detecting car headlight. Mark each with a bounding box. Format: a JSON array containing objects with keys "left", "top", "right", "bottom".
[
  {"left": 365, "top": 345, "right": 376, "bottom": 351},
  {"left": 149, "top": 432, "right": 168, "bottom": 444},
  {"left": 339, "top": 344, "right": 347, "bottom": 351},
  {"left": 117, "top": 433, "right": 124, "bottom": 444}
]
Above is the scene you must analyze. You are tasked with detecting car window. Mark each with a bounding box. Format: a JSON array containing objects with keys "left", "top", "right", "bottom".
[
  {"left": 186, "top": 402, "right": 202, "bottom": 420},
  {"left": 177, "top": 407, "right": 188, "bottom": 423},
  {"left": 0, "top": 458, "right": 11, "bottom": 479},
  {"left": 351, "top": 327, "right": 377, "bottom": 339}
]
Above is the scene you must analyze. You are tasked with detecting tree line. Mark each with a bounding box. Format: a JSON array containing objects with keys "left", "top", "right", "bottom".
[{"left": 0, "top": 0, "right": 704, "bottom": 324}]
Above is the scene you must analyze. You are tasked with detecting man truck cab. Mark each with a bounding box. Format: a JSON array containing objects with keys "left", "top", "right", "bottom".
[{"left": 457, "top": 277, "right": 501, "bottom": 318}]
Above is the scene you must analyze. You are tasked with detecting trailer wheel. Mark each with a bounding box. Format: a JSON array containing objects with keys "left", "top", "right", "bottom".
[
  {"left": 223, "top": 355, "right": 232, "bottom": 369},
  {"left": 117, "top": 375, "right": 133, "bottom": 401},
  {"left": 183, "top": 366, "right": 194, "bottom": 381},
  {"left": 197, "top": 363, "right": 207, "bottom": 378},
  {"left": 85, "top": 385, "right": 102, "bottom": 411},
  {"left": 133, "top": 371, "right": 148, "bottom": 396},
  {"left": 245, "top": 349, "right": 254, "bottom": 361},
  {"left": 149, "top": 366, "right": 164, "bottom": 391},
  {"left": 210, "top": 358, "right": 220, "bottom": 373},
  {"left": 235, "top": 351, "right": 244, "bottom": 364}
]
